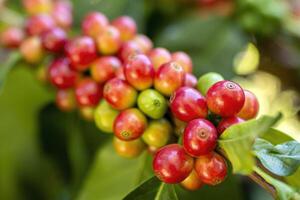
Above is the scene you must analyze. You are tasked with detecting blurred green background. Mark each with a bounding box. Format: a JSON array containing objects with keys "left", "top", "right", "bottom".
[{"left": 0, "top": 0, "right": 300, "bottom": 200}]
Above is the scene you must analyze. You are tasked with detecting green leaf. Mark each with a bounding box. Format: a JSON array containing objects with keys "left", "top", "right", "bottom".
[
  {"left": 254, "top": 166, "right": 300, "bottom": 200},
  {"left": 0, "top": 51, "right": 21, "bottom": 93},
  {"left": 253, "top": 138, "right": 300, "bottom": 177},
  {"left": 218, "top": 114, "right": 282, "bottom": 174},
  {"left": 123, "top": 176, "right": 178, "bottom": 200},
  {"left": 77, "top": 142, "right": 153, "bottom": 200}
]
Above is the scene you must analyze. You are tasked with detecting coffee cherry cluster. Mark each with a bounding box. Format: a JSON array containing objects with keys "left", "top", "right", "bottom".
[{"left": 0, "top": 0, "right": 259, "bottom": 191}]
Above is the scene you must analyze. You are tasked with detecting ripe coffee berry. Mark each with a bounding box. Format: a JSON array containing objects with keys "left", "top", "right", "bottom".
[
  {"left": 137, "top": 89, "right": 167, "bottom": 119},
  {"left": 0, "top": 27, "right": 25, "bottom": 48},
  {"left": 25, "top": 14, "right": 55, "bottom": 36},
  {"left": 154, "top": 61, "right": 185, "bottom": 96},
  {"left": 206, "top": 80, "right": 245, "bottom": 117},
  {"left": 142, "top": 119, "right": 172, "bottom": 148},
  {"left": 184, "top": 73, "right": 197, "bottom": 88},
  {"left": 180, "top": 170, "right": 203, "bottom": 191},
  {"left": 56, "top": 89, "right": 76, "bottom": 112},
  {"left": 75, "top": 78, "right": 103, "bottom": 107},
  {"left": 51, "top": 0, "right": 73, "bottom": 29},
  {"left": 153, "top": 144, "right": 194, "bottom": 184},
  {"left": 113, "top": 137, "right": 145, "bottom": 158},
  {"left": 41, "top": 27, "right": 67, "bottom": 52},
  {"left": 91, "top": 56, "right": 122, "bottom": 83},
  {"left": 132, "top": 34, "right": 153, "bottom": 53},
  {"left": 20, "top": 36, "right": 44, "bottom": 63},
  {"left": 103, "top": 78, "right": 137, "bottom": 110},
  {"left": 118, "top": 41, "right": 142, "bottom": 62},
  {"left": 115, "top": 66, "right": 125, "bottom": 80},
  {"left": 183, "top": 119, "right": 218, "bottom": 157},
  {"left": 197, "top": 72, "right": 224, "bottom": 95},
  {"left": 195, "top": 152, "right": 227, "bottom": 186},
  {"left": 237, "top": 90, "right": 259, "bottom": 120},
  {"left": 112, "top": 16, "right": 137, "bottom": 41},
  {"left": 170, "top": 87, "right": 208, "bottom": 122},
  {"left": 148, "top": 48, "right": 172, "bottom": 70},
  {"left": 82, "top": 12, "right": 108, "bottom": 39},
  {"left": 124, "top": 54, "right": 154, "bottom": 90},
  {"left": 48, "top": 57, "right": 78, "bottom": 89},
  {"left": 171, "top": 51, "right": 193, "bottom": 73},
  {"left": 94, "top": 100, "right": 119, "bottom": 133},
  {"left": 65, "top": 36, "right": 97, "bottom": 71},
  {"left": 217, "top": 116, "right": 244, "bottom": 135},
  {"left": 97, "top": 26, "right": 121, "bottom": 55},
  {"left": 114, "top": 108, "right": 147, "bottom": 141}
]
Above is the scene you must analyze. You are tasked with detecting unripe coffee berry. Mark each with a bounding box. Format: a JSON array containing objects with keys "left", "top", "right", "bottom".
[
  {"left": 142, "top": 119, "right": 172, "bottom": 148},
  {"left": 183, "top": 119, "right": 218, "bottom": 157},
  {"left": 180, "top": 170, "right": 203, "bottom": 191},
  {"left": 170, "top": 87, "right": 208, "bottom": 122},
  {"left": 113, "top": 137, "right": 145, "bottom": 158},
  {"left": 195, "top": 152, "right": 227, "bottom": 186},
  {"left": 154, "top": 61, "right": 185, "bottom": 96},
  {"left": 125, "top": 54, "right": 154, "bottom": 90},
  {"left": 94, "top": 100, "right": 119, "bottom": 133},
  {"left": 153, "top": 144, "right": 194, "bottom": 184},
  {"left": 97, "top": 26, "right": 121, "bottom": 55},
  {"left": 103, "top": 78, "right": 137, "bottom": 110},
  {"left": 206, "top": 80, "right": 245, "bottom": 117},
  {"left": 22, "top": 0, "right": 52, "bottom": 15},
  {"left": 20, "top": 36, "right": 44, "bottom": 63},
  {"left": 137, "top": 89, "right": 167, "bottom": 119},
  {"left": 197, "top": 72, "right": 224, "bottom": 95},
  {"left": 237, "top": 90, "right": 259, "bottom": 120},
  {"left": 114, "top": 108, "right": 147, "bottom": 141}
]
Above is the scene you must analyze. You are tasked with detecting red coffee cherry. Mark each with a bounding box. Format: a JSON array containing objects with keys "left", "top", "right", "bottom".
[
  {"left": 56, "top": 89, "right": 76, "bottom": 112},
  {"left": 113, "top": 137, "right": 145, "bottom": 158},
  {"left": 51, "top": 0, "right": 73, "bottom": 29},
  {"left": 0, "top": 27, "right": 25, "bottom": 48},
  {"left": 112, "top": 16, "right": 137, "bottom": 41},
  {"left": 237, "top": 90, "right": 259, "bottom": 120},
  {"left": 96, "top": 26, "right": 121, "bottom": 55},
  {"left": 195, "top": 152, "right": 227, "bottom": 186},
  {"left": 114, "top": 108, "right": 147, "bottom": 141},
  {"left": 217, "top": 116, "right": 244, "bottom": 135},
  {"left": 153, "top": 144, "right": 194, "bottom": 184},
  {"left": 48, "top": 57, "right": 78, "bottom": 89},
  {"left": 118, "top": 41, "right": 142, "bottom": 62},
  {"left": 25, "top": 14, "right": 55, "bottom": 36},
  {"left": 75, "top": 78, "right": 103, "bottom": 107},
  {"left": 115, "top": 66, "right": 126, "bottom": 80},
  {"left": 170, "top": 87, "right": 208, "bottom": 122},
  {"left": 154, "top": 61, "right": 185, "bottom": 96},
  {"left": 91, "top": 56, "right": 122, "bottom": 83},
  {"left": 206, "top": 80, "right": 245, "bottom": 117},
  {"left": 41, "top": 27, "right": 67, "bottom": 52},
  {"left": 180, "top": 170, "right": 203, "bottom": 191},
  {"left": 172, "top": 51, "right": 193, "bottom": 73},
  {"left": 103, "top": 78, "right": 137, "bottom": 110},
  {"left": 22, "top": 0, "right": 52, "bottom": 15},
  {"left": 184, "top": 73, "right": 197, "bottom": 88},
  {"left": 82, "top": 12, "right": 108, "bottom": 38},
  {"left": 65, "top": 36, "right": 97, "bottom": 71},
  {"left": 124, "top": 54, "right": 154, "bottom": 90},
  {"left": 148, "top": 48, "right": 172, "bottom": 70},
  {"left": 20, "top": 36, "right": 44, "bottom": 63},
  {"left": 183, "top": 119, "right": 218, "bottom": 157},
  {"left": 133, "top": 34, "right": 153, "bottom": 54}
]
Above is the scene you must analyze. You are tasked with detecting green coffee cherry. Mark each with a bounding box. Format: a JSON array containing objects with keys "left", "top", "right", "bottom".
[
  {"left": 94, "top": 100, "right": 119, "bottom": 133},
  {"left": 197, "top": 72, "right": 224, "bottom": 95}
]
